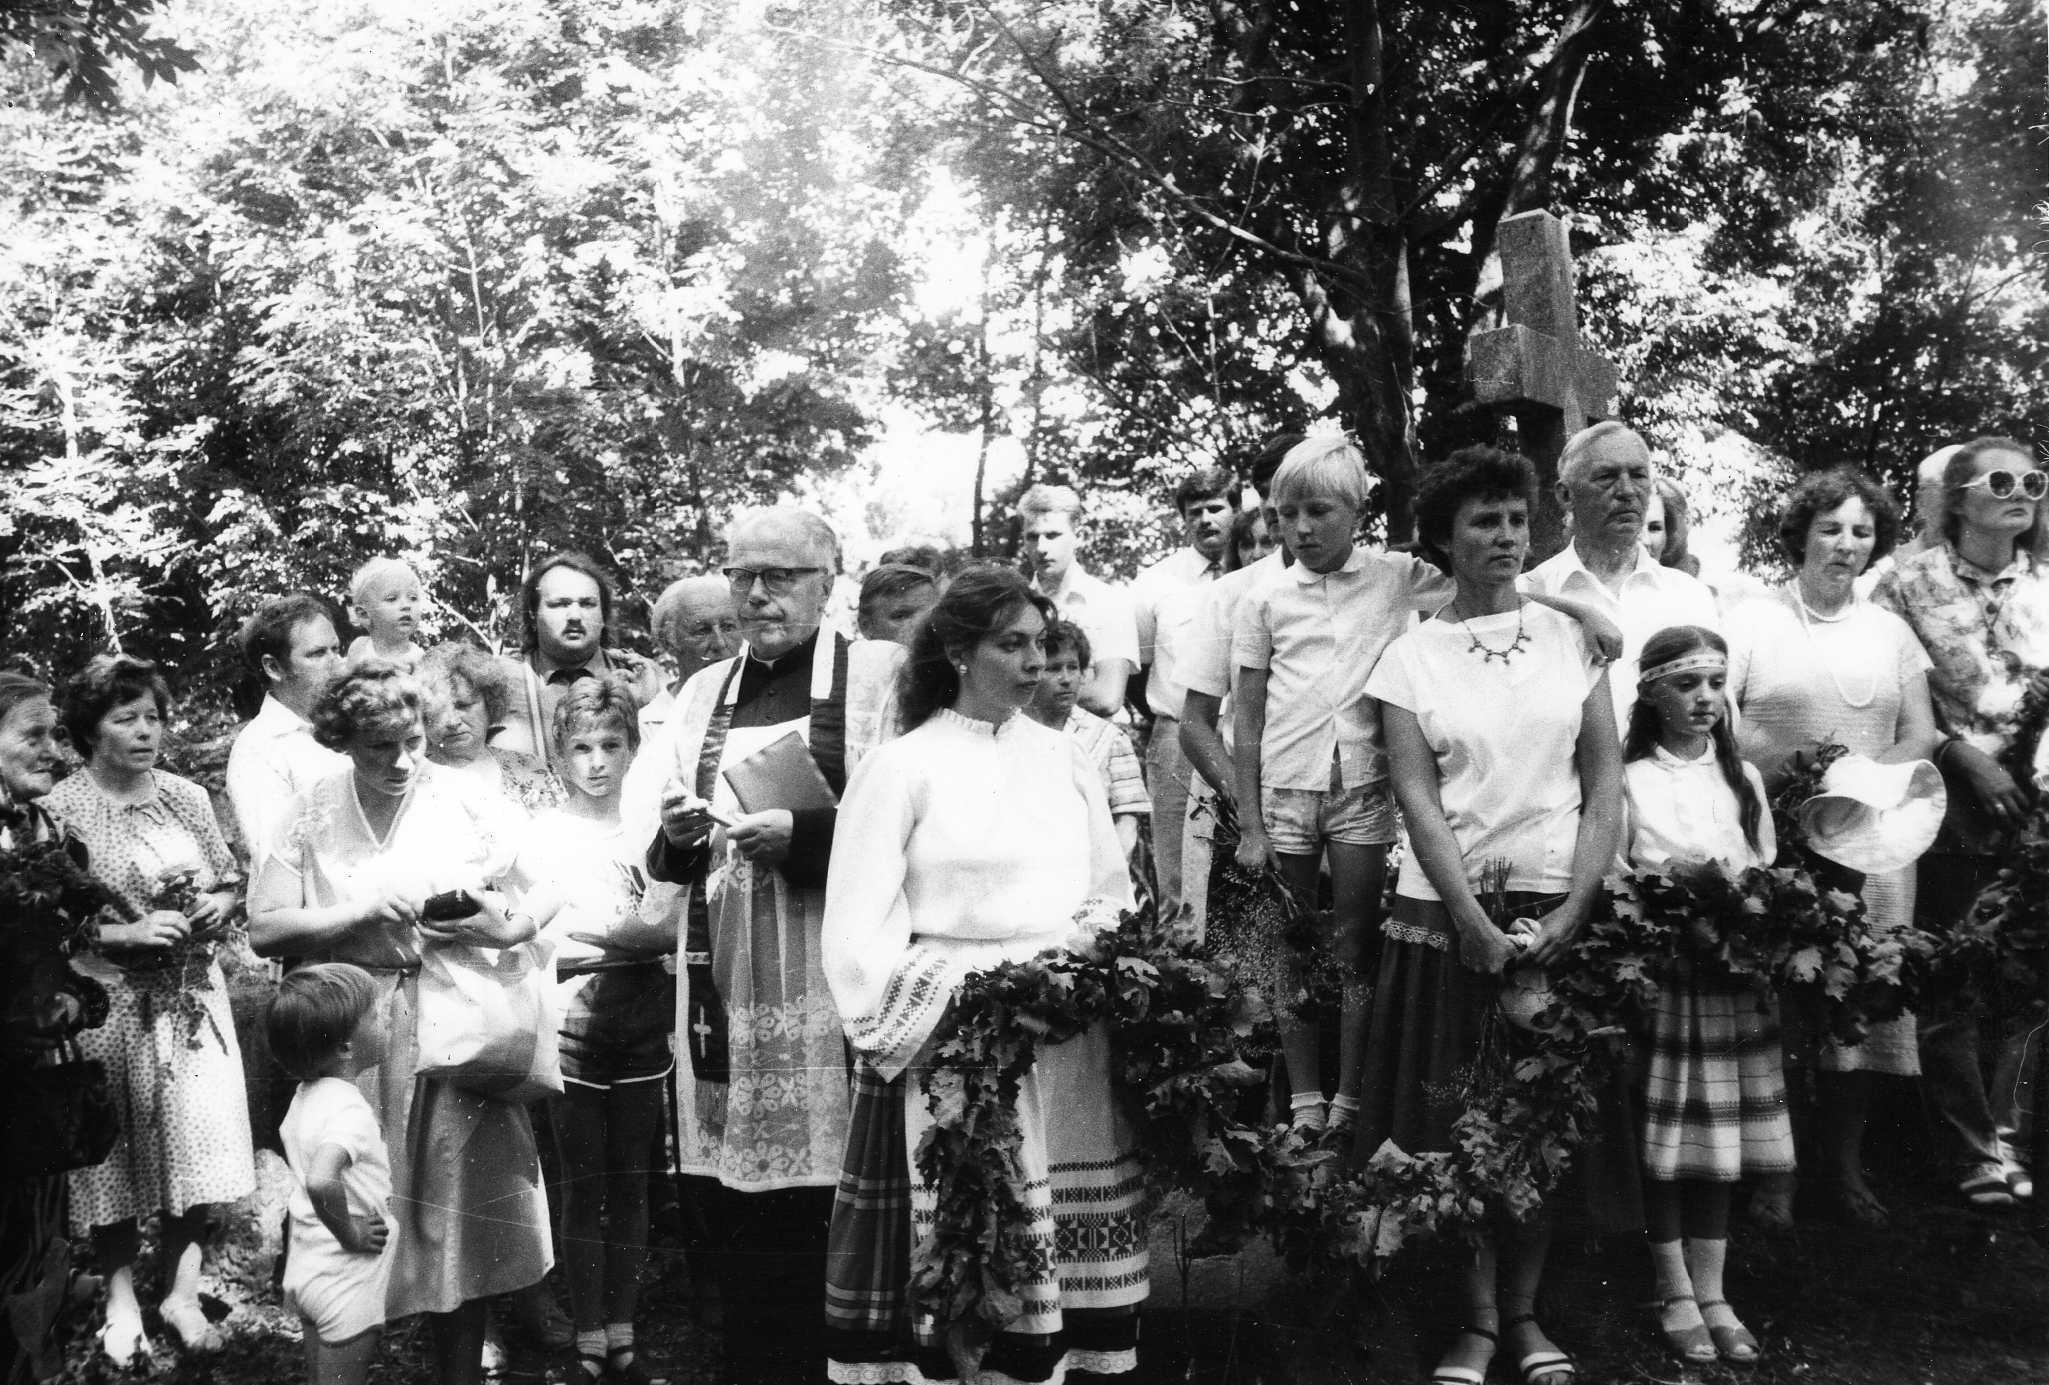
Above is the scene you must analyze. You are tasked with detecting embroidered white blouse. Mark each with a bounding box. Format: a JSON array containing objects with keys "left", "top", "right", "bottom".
[{"left": 821, "top": 708, "right": 1131, "bottom": 1078}]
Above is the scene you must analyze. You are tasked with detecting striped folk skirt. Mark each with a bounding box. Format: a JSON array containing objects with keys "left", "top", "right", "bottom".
[
  {"left": 1640, "top": 976, "right": 1795, "bottom": 1183},
  {"left": 825, "top": 1022, "right": 1148, "bottom": 1385}
]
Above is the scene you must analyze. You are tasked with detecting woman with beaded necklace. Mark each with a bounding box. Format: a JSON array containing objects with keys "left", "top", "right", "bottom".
[
  {"left": 1874, "top": 435, "right": 2049, "bottom": 1212},
  {"left": 1359, "top": 446, "right": 1625, "bottom": 1385},
  {"left": 1727, "top": 468, "right": 1939, "bottom": 1228}
]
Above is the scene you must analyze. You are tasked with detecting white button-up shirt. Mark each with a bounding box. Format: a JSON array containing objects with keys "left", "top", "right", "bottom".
[
  {"left": 1521, "top": 544, "right": 1720, "bottom": 732},
  {"left": 1041, "top": 564, "right": 1140, "bottom": 672},
  {"left": 225, "top": 694, "right": 347, "bottom": 865},
  {"left": 1131, "top": 546, "right": 1224, "bottom": 719},
  {"left": 1232, "top": 547, "right": 1451, "bottom": 790}
]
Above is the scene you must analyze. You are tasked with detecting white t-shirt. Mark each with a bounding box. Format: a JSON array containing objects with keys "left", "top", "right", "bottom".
[
  {"left": 516, "top": 809, "right": 653, "bottom": 969},
  {"left": 1367, "top": 603, "right": 1604, "bottom": 901},
  {"left": 280, "top": 1077, "right": 393, "bottom": 1343},
  {"left": 1233, "top": 546, "right": 1452, "bottom": 791}
]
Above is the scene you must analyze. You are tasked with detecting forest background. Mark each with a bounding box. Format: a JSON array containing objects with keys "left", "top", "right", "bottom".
[{"left": 2, "top": 0, "right": 2045, "bottom": 712}]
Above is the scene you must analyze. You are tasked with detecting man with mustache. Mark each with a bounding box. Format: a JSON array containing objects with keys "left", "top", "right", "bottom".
[
  {"left": 1521, "top": 422, "right": 1720, "bottom": 730},
  {"left": 1129, "top": 465, "right": 1240, "bottom": 917},
  {"left": 494, "top": 551, "right": 663, "bottom": 772},
  {"left": 633, "top": 506, "right": 902, "bottom": 1385}
]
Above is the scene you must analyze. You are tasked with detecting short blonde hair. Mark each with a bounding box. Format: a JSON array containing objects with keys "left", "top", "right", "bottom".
[
  {"left": 1016, "top": 484, "right": 1083, "bottom": 525},
  {"left": 348, "top": 556, "right": 419, "bottom": 607},
  {"left": 1269, "top": 435, "right": 1369, "bottom": 511}
]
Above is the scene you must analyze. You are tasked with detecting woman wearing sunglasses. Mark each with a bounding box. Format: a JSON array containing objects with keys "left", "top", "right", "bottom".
[{"left": 1874, "top": 435, "right": 2049, "bottom": 1211}]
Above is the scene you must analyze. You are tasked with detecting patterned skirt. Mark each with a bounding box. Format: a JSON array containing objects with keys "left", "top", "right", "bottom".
[
  {"left": 1640, "top": 975, "right": 1795, "bottom": 1183},
  {"left": 68, "top": 963, "right": 254, "bottom": 1232},
  {"left": 825, "top": 1022, "right": 1149, "bottom": 1385}
]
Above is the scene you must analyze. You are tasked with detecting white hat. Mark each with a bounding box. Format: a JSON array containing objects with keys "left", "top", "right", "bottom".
[{"left": 1797, "top": 754, "right": 1947, "bottom": 874}]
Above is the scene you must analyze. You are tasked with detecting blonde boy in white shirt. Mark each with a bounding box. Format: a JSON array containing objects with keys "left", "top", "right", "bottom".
[{"left": 1231, "top": 436, "right": 1452, "bottom": 1139}]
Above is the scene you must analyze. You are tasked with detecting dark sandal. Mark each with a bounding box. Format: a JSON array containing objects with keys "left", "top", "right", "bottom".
[
  {"left": 1699, "top": 1301, "right": 1759, "bottom": 1364},
  {"left": 1429, "top": 1325, "right": 1497, "bottom": 1385},
  {"left": 1504, "top": 1314, "right": 1575, "bottom": 1385},
  {"left": 604, "top": 1349, "right": 670, "bottom": 1385}
]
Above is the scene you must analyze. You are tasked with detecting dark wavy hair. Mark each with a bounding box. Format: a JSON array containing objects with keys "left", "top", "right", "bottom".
[
  {"left": 309, "top": 660, "right": 424, "bottom": 752},
  {"left": 60, "top": 655, "right": 173, "bottom": 757},
  {"left": 899, "top": 564, "right": 1055, "bottom": 729},
  {"left": 1776, "top": 468, "right": 1902, "bottom": 569},
  {"left": 1172, "top": 464, "right": 1241, "bottom": 515},
  {"left": 1414, "top": 445, "right": 1540, "bottom": 572},
  {"left": 520, "top": 551, "right": 617, "bottom": 655},
  {"left": 1044, "top": 618, "right": 1092, "bottom": 670},
  {"left": 238, "top": 593, "right": 336, "bottom": 680},
  {"left": 1623, "top": 625, "right": 1765, "bottom": 853}
]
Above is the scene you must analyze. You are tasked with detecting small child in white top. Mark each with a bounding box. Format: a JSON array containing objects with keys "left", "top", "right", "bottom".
[
  {"left": 267, "top": 962, "right": 393, "bottom": 1385},
  {"left": 344, "top": 557, "right": 426, "bottom": 669},
  {"left": 1622, "top": 624, "right": 1787, "bottom": 1368}
]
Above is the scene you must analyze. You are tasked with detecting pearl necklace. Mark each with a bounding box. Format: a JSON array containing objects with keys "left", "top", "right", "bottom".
[{"left": 1788, "top": 581, "right": 1877, "bottom": 710}]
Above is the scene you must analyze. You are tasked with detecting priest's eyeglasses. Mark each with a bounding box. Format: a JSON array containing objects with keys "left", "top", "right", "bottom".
[
  {"left": 1956, "top": 469, "right": 2047, "bottom": 501},
  {"left": 723, "top": 565, "right": 826, "bottom": 596}
]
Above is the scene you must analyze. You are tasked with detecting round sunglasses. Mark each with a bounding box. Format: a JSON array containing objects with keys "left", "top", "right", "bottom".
[{"left": 1957, "top": 468, "right": 2048, "bottom": 501}]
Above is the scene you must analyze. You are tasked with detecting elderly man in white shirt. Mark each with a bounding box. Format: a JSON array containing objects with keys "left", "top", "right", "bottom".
[
  {"left": 1128, "top": 464, "right": 1240, "bottom": 916},
  {"left": 223, "top": 593, "right": 346, "bottom": 868},
  {"left": 1521, "top": 422, "right": 1720, "bottom": 731},
  {"left": 1018, "top": 483, "right": 1141, "bottom": 719}
]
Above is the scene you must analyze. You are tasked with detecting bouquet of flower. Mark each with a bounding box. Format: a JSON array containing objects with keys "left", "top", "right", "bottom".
[
  {"left": 123, "top": 863, "right": 232, "bottom": 1056},
  {"left": 0, "top": 836, "right": 123, "bottom": 1050}
]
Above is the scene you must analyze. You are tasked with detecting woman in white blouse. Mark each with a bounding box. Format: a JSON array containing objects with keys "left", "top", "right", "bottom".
[{"left": 820, "top": 565, "right": 1141, "bottom": 1385}]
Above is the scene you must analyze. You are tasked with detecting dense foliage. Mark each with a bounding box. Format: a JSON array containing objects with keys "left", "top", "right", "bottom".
[{"left": 3, "top": 0, "right": 2043, "bottom": 698}]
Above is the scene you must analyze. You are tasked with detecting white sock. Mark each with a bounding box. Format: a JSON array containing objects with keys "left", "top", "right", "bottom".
[
  {"left": 1685, "top": 1237, "right": 1738, "bottom": 1322},
  {"left": 576, "top": 1328, "right": 607, "bottom": 1377},
  {"left": 1289, "top": 1092, "right": 1327, "bottom": 1131},
  {"left": 606, "top": 1321, "right": 634, "bottom": 1362},
  {"left": 1649, "top": 1239, "right": 1699, "bottom": 1323}
]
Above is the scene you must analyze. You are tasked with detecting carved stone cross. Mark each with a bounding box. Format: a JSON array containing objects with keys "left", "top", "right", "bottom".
[{"left": 1465, "top": 210, "right": 1621, "bottom": 556}]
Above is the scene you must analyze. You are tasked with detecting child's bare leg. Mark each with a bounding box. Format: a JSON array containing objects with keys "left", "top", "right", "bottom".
[
  {"left": 1645, "top": 1178, "right": 1710, "bottom": 1356},
  {"left": 1325, "top": 841, "right": 1387, "bottom": 1131},
  {"left": 305, "top": 1327, "right": 380, "bottom": 1385},
  {"left": 1275, "top": 850, "right": 1326, "bottom": 1129}
]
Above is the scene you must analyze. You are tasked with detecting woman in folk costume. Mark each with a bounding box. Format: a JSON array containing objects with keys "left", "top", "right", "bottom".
[
  {"left": 1623, "top": 625, "right": 1790, "bottom": 1366},
  {"left": 637, "top": 507, "right": 902, "bottom": 1385},
  {"left": 820, "top": 565, "right": 1145, "bottom": 1385}
]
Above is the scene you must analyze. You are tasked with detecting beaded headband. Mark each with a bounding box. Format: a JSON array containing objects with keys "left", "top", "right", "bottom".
[{"left": 1638, "top": 651, "right": 1726, "bottom": 685}]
